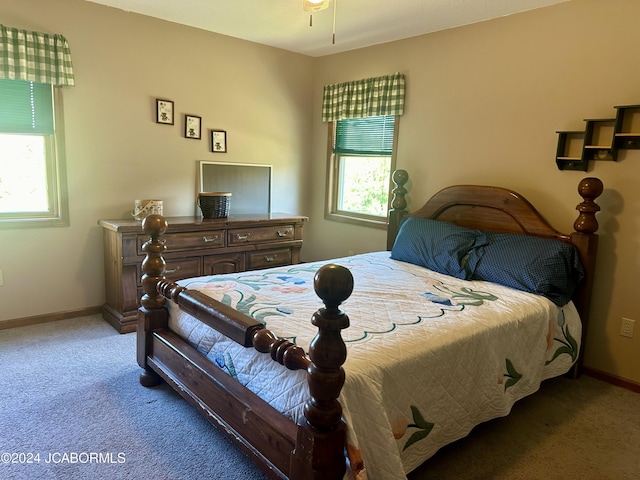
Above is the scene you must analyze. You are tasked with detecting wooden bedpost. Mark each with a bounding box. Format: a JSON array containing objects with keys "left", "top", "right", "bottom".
[
  {"left": 574, "top": 177, "right": 603, "bottom": 235},
  {"left": 570, "top": 177, "right": 604, "bottom": 378},
  {"left": 137, "top": 214, "right": 169, "bottom": 387},
  {"left": 387, "top": 169, "right": 409, "bottom": 250},
  {"left": 291, "top": 264, "right": 353, "bottom": 480}
]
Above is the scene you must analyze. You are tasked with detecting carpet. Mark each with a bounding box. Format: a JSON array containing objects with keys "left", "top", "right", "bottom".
[
  {"left": 0, "top": 315, "right": 268, "bottom": 480},
  {"left": 1, "top": 315, "right": 639, "bottom": 479}
]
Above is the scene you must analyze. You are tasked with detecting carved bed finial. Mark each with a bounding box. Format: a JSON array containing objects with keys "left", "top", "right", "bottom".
[
  {"left": 387, "top": 169, "right": 410, "bottom": 250},
  {"left": 297, "top": 264, "right": 353, "bottom": 479},
  {"left": 574, "top": 177, "right": 603, "bottom": 234},
  {"left": 140, "top": 214, "right": 168, "bottom": 310},
  {"left": 313, "top": 263, "right": 354, "bottom": 311},
  {"left": 391, "top": 169, "right": 409, "bottom": 211}
]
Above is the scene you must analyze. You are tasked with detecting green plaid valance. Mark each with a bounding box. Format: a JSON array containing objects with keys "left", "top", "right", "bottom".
[
  {"left": 0, "top": 24, "right": 75, "bottom": 87},
  {"left": 322, "top": 72, "right": 405, "bottom": 122}
]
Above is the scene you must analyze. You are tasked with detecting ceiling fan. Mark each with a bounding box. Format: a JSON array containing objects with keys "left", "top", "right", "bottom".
[{"left": 303, "top": 0, "right": 338, "bottom": 44}]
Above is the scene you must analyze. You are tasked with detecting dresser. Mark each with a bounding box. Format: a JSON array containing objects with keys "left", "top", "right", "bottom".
[{"left": 98, "top": 214, "right": 307, "bottom": 333}]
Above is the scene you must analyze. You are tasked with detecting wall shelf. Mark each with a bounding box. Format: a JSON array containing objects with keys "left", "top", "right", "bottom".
[
  {"left": 556, "top": 103, "right": 640, "bottom": 170},
  {"left": 556, "top": 130, "right": 587, "bottom": 171},
  {"left": 614, "top": 105, "right": 640, "bottom": 149},
  {"left": 583, "top": 118, "right": 616, "bottom": 162}
]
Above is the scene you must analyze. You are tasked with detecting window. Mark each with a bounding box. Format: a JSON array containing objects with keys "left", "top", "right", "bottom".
[
  {"left": 326, "top": 115, "right": 398, "bottom": 227},
  {"left": 0, "top": 79, "right": 68, "bottom": 227}
]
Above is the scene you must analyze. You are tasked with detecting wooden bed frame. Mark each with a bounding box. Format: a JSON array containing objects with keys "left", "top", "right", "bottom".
[{"left": 136, "top": 172, "right": 603, "bottom": 479}]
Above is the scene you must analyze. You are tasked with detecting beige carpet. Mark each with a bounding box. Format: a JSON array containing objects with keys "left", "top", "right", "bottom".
[
  {"left": 409, "top": 373, "right": 640, "bottom": 479},
  {"left": 2, "top": 315, "right": 639, "bottom": 479}
]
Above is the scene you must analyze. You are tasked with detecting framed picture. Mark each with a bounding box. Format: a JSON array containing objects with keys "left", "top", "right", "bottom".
[
  {"left": 156, "top": 99, "right": 174, "bottom": 125},
  {"left": 185, "top": 114, "right": 201, "bottom": 139},
  {"left": 211, "top": 130, "right": 227, "bottom": 153}
]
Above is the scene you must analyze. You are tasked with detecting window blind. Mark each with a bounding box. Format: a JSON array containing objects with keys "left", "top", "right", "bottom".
[
  {"left": 0, "top": 79, "right": 54, "bottom": 134},
  {"left": 334, "top": 115, "right": 395, "bottom": 155}
]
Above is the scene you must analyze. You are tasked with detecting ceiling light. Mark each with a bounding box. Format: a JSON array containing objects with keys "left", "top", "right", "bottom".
[
  {"left": 303, "top": 0, "right": 330, "bottom": 12},
  {"left": 303, "top": 0, "right": 337, "bottom": 45}
]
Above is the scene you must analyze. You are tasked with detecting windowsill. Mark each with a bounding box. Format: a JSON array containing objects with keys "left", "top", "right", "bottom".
[
  {"left": 0, "top": 216, "right": 69, "bottom": 229},
  {"left": 324, "top": 212, "right": 387, "bottom": 230}
]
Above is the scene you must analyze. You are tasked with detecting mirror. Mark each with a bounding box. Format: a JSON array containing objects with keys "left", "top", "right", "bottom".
[{"left": 197, "top": 161, "right": 272, "bottom": 215}]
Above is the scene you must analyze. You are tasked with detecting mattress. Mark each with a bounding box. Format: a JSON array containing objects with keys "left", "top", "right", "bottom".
[{"left": 168, "top": 251, "right": 581, "bottom": 479}]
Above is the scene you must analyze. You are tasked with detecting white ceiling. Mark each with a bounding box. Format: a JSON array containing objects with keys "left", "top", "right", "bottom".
[{"left": 84, "top": 0, "right": 569, "bottom": 57}]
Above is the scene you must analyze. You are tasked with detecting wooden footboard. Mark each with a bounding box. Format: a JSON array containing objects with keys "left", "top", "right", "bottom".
[{"left": 137, "top": 214, "right": 353, "bottom": 479}]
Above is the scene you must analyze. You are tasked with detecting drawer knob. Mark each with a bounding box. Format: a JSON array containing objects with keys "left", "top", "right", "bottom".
[
  {"left": 264, "top": 254, "right": 278, "bottom": 262},
  {"left": 236, "top": 233, "right": 251, "bottom": 241},
  {"left": 166, "top": 266, "right": 181, "bottom": 274},
  {"left": 277, "top": 229, "right": 291, "bottom": 237},
  {"left": 202, "top": 235, "right": 220, "bottom": 243}
]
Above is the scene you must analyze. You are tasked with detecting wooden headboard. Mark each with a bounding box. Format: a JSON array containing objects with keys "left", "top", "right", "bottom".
[{"left": 386, "top": 172, "right": 603, "bottom": 377}]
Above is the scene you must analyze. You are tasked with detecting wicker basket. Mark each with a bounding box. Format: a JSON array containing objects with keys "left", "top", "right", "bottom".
[{"left": 198, "top": 192, "right": 231, "bottom": 219}]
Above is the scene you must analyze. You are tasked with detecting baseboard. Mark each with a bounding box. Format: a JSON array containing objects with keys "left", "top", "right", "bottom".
[
  {"left": 583, "top": 366, "right": 640, "bottom": 394},
  {"left": 0, "top": 306, "right": 103, "bottom": 331}
]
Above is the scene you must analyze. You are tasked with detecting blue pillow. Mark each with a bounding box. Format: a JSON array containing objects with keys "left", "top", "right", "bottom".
[
  {"left": 468, "top": 232, "right": 584, "bottom": 306},
  {"left": 391, "top": 217, "right": 482, "bottom": 279}
]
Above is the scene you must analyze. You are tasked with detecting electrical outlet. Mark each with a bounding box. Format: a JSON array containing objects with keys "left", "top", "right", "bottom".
[{"left": 621, "top": 318, "right": 635, "bottom": 338}]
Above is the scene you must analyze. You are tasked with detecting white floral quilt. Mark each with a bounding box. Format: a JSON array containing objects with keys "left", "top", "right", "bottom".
[{"left": 168, "top": 251, "right": 580, "bottom": 479}]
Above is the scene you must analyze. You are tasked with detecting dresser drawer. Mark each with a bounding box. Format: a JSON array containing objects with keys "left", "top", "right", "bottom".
[
  {"left": 203, "top": 252, "right": 245, "bottom": 275},
  {"left": 165, "top": 257, "right": 202, "bottom": 280},
  {"left": 228, "top": 225, "right": 295, "bottom": 246},
  {"left": 137, "top": 230, "right": 225, "bottom": 254},
  {"left": 247, "top": 248, "right": 292, "bottom": 270},
  {"left": 136, "top": 257, "right": 201, "bottom": 285}
]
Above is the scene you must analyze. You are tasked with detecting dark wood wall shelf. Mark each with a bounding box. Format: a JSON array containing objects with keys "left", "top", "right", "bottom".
[
  {"left": 556, "top": 103, "right": 640, "bottom": 170},
  {"left": 614, "top": 105, "right": 640, "bottom": 149},
  {"left": 583, "top": 118, "right": 616, "bottom": 161},
  {"left": 556, "top": 130, "right": 587, "bottom": 171}
]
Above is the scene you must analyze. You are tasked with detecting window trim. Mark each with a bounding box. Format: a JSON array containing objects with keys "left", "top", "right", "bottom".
[
  {"left": 324, "top": 118, "right": 398, "bottom": 229},
  {"left": 0, "top": 87, "right": 69, "bottom": 228}
]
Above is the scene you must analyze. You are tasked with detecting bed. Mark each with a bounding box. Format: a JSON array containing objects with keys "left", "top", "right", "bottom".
[{"left": 136, "top": 172, "right": 603, "bottom": 479}]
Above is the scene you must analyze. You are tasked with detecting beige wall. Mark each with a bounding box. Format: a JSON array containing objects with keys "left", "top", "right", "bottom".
[
  {"left": 1, "top": 0, "right": 638, "bottom": 385},
  {"left": 307, "top": 0, "right": 640, "bottom": 384},
  {"left": 0, "top": 0, "right": 314, "bottom": 319}
]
